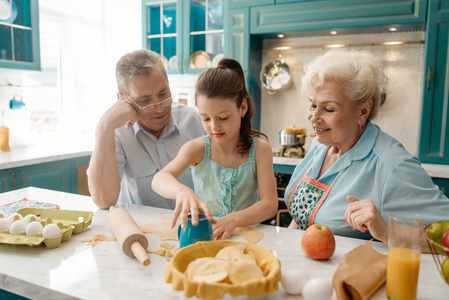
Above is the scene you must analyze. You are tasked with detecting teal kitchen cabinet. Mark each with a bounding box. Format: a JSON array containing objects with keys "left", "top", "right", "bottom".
[
  {"left": 224, "top": 5, "right": 250, "bottom": 72},
  {"left": 0, "top": 156, "right": 91, "bottom": 194},
  {"left": 418, "top": 0, "right": 449, "bottom": 164},
  {"left": 224, "top": 2, "right": 263, "bottom": 129},
  {"left": 16, "top": 161, "right": 71, "bottom": 192},
  {"left": 432, "top": 177, "right": 449, "bottom": 197},
  {"left": 275, "top": 0, "right": 308, "bottom": 4},
  {"left": 0, "top": 169, "right": 14, "bottom": 192},
  {"left": 142, "top": 0, "right": 224, "bottom": 74},
  {"left": 0, "top": 0, "right": 40, "bottom": 70},
  {"left": 228, "top": 0, "right": 274, "bottom": 9},
  {"left": 250, "top": 0, "right": 427, "bottom": 34}
]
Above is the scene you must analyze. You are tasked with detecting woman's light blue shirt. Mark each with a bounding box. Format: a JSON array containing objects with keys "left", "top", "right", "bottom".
[
  {"left": 285, "top": 121, "right": 449, "bottom": 240},
  {"left": 192, "top": 135, "right": 259, "bottom": 217}
]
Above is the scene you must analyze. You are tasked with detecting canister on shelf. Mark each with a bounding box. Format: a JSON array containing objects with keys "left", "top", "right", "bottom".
[{"left": 0, "top": 110, "right": 10, "bottom": 152}]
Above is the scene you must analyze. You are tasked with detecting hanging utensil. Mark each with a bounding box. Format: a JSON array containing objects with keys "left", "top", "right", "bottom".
[{"left": 260, "top": 55, "right": 292, "bottom": 95}]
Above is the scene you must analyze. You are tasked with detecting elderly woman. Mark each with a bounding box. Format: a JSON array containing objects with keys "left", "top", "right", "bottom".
[{"left": 285, "top": 50, "right": 449, "bottom": 243}]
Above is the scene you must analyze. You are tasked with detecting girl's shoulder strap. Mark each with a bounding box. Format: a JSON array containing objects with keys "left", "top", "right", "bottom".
[
  {"left": 203, "top": 135, "right": 211, "bottom": 159},
  {"left": 248, "top": 136, "right": 258, "bottom": 162}
]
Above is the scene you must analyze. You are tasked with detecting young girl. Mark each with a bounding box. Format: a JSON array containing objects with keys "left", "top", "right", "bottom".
[{"left": 152, "top": 58, "right": 278, "bottom": 239}]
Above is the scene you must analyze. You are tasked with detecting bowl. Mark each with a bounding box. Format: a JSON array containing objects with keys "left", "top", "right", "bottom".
[
  {"left": 165, "top": 240, "right": 281, "bottom": 300},
  {"left": 424, "top": 227, "right": 449, "bottom": 285}
]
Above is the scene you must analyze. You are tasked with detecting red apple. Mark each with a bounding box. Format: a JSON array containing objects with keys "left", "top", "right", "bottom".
[
  {"left": 301, "top": 224, "right": 336, "bottom": 260},
  {"left": 441, "top": 228, "right": 449, "bottom": 256}
]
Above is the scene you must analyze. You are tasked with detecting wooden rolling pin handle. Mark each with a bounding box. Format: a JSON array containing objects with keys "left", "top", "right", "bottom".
[
  {"left": 131, "top": 241, "right": 150, "bottom": 266},
  {"left": 109, "top": 206, "right": 150, "bottom": 266}
]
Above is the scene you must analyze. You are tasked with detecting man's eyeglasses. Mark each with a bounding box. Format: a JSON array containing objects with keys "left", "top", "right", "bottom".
[{"left": 123, "top": 93, "right": 173, "bottom": 112}]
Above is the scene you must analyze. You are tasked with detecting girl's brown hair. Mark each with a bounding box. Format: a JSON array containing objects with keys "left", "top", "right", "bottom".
[{"left": 195, "top": 58, "right": 267, "bottom": 154}]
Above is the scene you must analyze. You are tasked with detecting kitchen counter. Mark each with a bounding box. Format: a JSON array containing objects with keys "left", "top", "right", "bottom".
[
  {"left": 2, "top": 136, "right": 447, "bottom": 180},
  {"left": 0, "top": 136, "right": 94, "bottom": 169},
  {"left": 273, "top": 156, "right": 449, "bottom": 179},
  {"left": 0, "top": 187, "right": 448, "bottom": 300}
]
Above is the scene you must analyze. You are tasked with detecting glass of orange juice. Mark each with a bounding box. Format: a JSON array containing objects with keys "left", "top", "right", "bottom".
[{"left": 386, "top": 212, "right": 424, "bottom": 300}]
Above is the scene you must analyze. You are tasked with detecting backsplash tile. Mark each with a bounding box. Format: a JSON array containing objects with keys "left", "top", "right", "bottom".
[{"left": 261, "top": 31, "right": 425, "bottom": 156}]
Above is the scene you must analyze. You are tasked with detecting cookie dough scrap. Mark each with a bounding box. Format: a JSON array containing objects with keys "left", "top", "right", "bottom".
[
  {"left": 147, "top": 246, "right": 179, "bottom": 262},
  {"left": 148, "top": 248, "right": 166, "bottom": 256},
  {"left": 231, "top": 227, "right": 264, "bottom": 244},
  {"left": 147, "top": 243, "right": 175, "bottom": 256},
  {"left": 160, "top": 242, "right": 175, "bottom": 249},
  {"left": 81, "top": 234, "right": 117, "bottom": 246},
  {"left": 139, "top": 215, "right": 180, "bottom": 241}
]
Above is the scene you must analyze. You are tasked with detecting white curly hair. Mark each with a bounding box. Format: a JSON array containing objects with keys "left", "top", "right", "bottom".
[{"left": 301, "top": 50, "right": 387, "bottom": 119}]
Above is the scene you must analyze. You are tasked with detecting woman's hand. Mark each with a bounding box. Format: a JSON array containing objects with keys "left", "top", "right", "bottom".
[
  {"left": 345, "top": 195, "right": 389, "bottom": 243},
  {"left": 171, "top": 186, "right": 216, "bottom": 229},
  {"left": 212, "top": 214, "right": 238, "bottom": 240}
]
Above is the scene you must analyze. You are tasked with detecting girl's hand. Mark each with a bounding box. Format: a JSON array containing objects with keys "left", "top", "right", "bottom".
[
  {"left": 212, "top": 214, "right": 238, "bottom": 240},
  {"left": 171, "top": 186, "right": 215, "bottom": 229},
  {"left": 344, "top": 195, "right": 388, "bottom": 243}
]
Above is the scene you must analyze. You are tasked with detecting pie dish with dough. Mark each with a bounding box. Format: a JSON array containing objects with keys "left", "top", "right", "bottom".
[{"left": 165, "top": 240, "right": 281, "bottom": 300}]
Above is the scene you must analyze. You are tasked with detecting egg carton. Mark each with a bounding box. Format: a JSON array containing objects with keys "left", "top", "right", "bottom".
[{"left": 0, "top": 208, "right": 94, "bottom": 249}]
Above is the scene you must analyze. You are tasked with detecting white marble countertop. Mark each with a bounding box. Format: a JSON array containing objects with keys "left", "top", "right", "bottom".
[
  {"left": 0, "top": 136, "right": 94, "bottom": 169},
  {"left": 0, "top": 187, "right": 448, "bottom": 299},
  {"left": 273, "top": 156, "right": 449, "bottom": 179}
]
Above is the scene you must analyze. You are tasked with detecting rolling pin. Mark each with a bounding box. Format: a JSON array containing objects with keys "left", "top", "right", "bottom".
[{"left": 109, "top": 206, "right": 150, "bottom": 266}]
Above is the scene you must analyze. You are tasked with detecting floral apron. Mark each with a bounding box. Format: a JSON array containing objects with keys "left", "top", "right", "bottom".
[{"left": 286, "top": 164, "right": 344, "bottom": 230}]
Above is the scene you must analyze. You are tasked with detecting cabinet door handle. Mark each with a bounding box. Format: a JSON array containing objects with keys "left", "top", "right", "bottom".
[
  {"left": 20, "top": 171, "right": 25, "bottom": 188},
  {"left": 426, "top": 67, "right": 431, "bottom": 90},
  {"left": 10, "top": 172, "right": 15, "bottom": 190}
]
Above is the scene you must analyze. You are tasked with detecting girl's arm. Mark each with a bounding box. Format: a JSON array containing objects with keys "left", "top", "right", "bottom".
[
  {"left": 213, "top": 139, "right": 278, "bottom": 239},
  {"left": 152, "top": 138, "right": 215, "bottom": 228}
]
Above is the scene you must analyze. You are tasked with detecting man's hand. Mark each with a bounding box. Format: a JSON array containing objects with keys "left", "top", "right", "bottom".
[{"left": 97, "top": 96, "right": 138, "bottom": 134}]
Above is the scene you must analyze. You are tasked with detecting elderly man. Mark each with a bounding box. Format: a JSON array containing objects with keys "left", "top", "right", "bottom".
[{"left": 88, "top": 49, "right": 203, "bottom": 209}]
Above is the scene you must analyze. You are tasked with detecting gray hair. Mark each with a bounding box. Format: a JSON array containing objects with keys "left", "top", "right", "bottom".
[
  {"left": 115, "top": 49, "right": 167, "bottom": 94},
  {"left": 301, "top": 50, "right": 387, "bottom": 119}
]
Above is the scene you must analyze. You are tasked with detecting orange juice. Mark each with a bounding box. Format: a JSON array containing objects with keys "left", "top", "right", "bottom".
[{"left": 387, "top": 247, "right": 420, "bottom": 300}]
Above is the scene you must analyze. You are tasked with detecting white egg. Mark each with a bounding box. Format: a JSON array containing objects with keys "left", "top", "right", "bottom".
[
  {"left": 42, "top": 223, "right": 61, "bottom": 238},
  {"left": 23, "top": 214, "right": 39, "bottom": 224},
  {"left": 302, "top": 277, "right": 334, "bottom": 300},
  {"left": 25, "top": 221, "right": 44, "bottom": 236},
  {"left": 7, "top": 213, "right": 23, "bottom": 225},
  {"left": 0, "top": 218, "right": 10, "bottom": 231},
  {"left": 281, "top": 269, "right": 309, "bottom": 295},
  {"left": 9, "top": 220, "right": 27, "bottom": 235}
]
